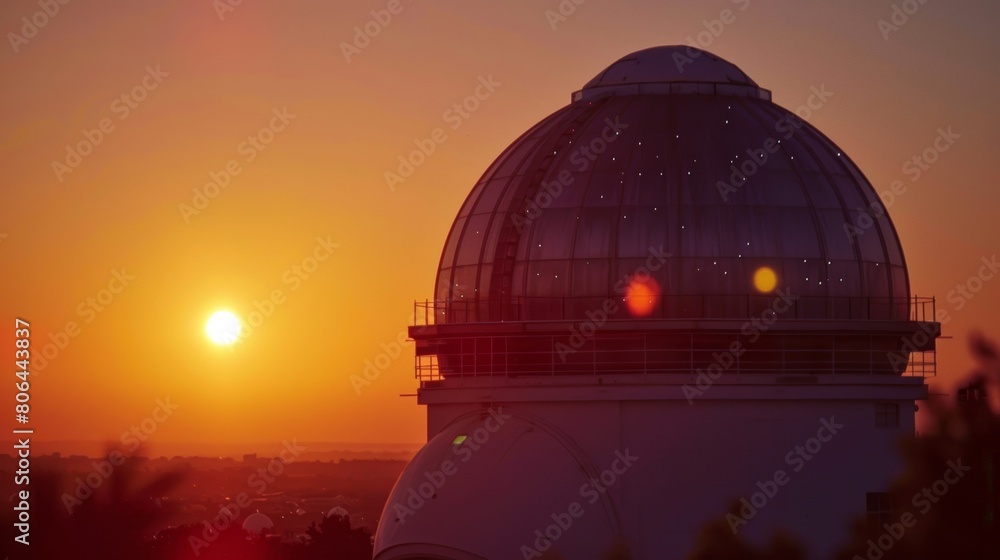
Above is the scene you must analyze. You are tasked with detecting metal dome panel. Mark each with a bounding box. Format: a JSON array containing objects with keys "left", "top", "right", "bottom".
[{"left": 434, "top": 48, "right": 909, "bottom": 324}]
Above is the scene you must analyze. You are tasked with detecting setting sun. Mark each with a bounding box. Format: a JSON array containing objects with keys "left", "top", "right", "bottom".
[{"left": 205, "top": 310, "right": 242, "bottom": 345}]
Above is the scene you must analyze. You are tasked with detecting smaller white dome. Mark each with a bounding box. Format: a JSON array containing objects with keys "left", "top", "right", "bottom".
[
  {"left": 326, "top": 505, "right": 350, "bottom": 518},
  {"left": 582, "top": 45, "right": 757, "bottom": 90},
  {"left": 242, "top": 513, "right": 274, "bottom": 534}
]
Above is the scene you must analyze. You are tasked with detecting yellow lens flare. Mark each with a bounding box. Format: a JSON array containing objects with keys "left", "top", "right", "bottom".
[
  {"left": 205, "top": 310, "right": 242, "bottom": 345},
  {"left": 753, "top": 266, "right": 778, "bottom": 293}
]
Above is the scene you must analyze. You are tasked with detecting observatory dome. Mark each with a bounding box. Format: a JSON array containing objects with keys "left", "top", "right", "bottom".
[
  {"left": 373, "top": 410, "right": 620, "bottom": 560},
  {"left": 434, "top": 46, "right": 908, "bottom": 324},
  {"left": 326, "top": 506, "right": 350, "bottom": 518},
  {"left": 242, "top": 513, "right": 274, "bottom": 535},
  {"left": 578, "top": 45, "right": 759, "bottom": 96}
]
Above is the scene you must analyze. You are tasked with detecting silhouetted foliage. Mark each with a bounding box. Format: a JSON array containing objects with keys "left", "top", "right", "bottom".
[
  {"left": 687, "top": 503, "right": 806, "bottom": 560},
  {"left": 146, "top": 514, "right": 372, "bottom": 560},
  {"left": 2, "top": 448, "right": 184, "bottom": 559},
  {"left": 0, "top": 447, "right": 373, "bottom": 560},
  {"left": 149, "top": 523, "right": 276, "bottom": 560},
  {"left": 834, "top": 332, "right": 1000, "bottom": 560},
  {"left": 687, "top": 333, "right": 1000, "bottom": 560},
  {"left": 301, "top": 513, "right": 373, "bottom": 559}
]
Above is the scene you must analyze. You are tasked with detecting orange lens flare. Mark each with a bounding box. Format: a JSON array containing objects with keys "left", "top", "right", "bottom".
[{"left": 624, "top": 276, "right": 661, "bottom": 317}]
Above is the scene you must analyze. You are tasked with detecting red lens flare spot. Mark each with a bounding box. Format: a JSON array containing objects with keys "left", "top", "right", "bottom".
[{"left": 624, "top": 276, "right": 660, "bottom": 317}]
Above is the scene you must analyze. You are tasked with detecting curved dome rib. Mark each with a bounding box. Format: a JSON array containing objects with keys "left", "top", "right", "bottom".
[{"left": 433, "top": 46, "right": 910, "bottom": 324}]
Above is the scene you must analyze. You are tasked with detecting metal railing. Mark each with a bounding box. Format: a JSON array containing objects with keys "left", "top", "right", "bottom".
[
  {"left": 411, "top": 296, "right": 939, "bottom": 383},
  {"left": 414, "top": 331, "right": 937, "bottom": 382},
  {"left": 414, "top": 295, "right": 936, "bottom": 326},
  {"left": 413, "top": 345, "right": 934, "bottom": 382}
]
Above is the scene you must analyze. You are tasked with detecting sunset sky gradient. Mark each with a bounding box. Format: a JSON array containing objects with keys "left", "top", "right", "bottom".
[{"left": 1, "top": 0, "right": 998, "bottom": 453}]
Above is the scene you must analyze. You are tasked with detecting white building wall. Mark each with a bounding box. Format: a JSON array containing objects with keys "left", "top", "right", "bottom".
[{"left": 420, "top": 378, "right": 921, "bottom": 559}]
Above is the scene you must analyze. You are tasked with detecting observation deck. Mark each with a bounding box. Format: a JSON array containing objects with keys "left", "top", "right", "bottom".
[{"left": 410, "top": 296, "right": 939, "bottom": 384}]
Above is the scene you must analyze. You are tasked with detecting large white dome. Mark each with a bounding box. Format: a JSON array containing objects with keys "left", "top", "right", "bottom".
[{"left": 374, "top": 409, "right": 621, "bottom": 560}]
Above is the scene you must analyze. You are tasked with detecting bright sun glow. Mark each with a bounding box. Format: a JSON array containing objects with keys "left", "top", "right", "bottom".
[
  {"left": 753, "top": 266, "right": 778, "bottom": 293},
  {"left": 206, "top": 311, "right": 242, "bottom": 345}
]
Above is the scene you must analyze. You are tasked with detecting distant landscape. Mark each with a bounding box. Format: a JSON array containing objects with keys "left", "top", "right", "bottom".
[
  {"left": 0, "top": 441, "right": 423, "bottom": 461},
  {"left": 0, "top": 442, "right": 418, "bottom": 544}
]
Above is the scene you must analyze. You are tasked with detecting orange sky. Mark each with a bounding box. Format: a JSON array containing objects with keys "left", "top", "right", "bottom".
[{"left": 1, "top": 0, "right": 998, "bottom": 452}]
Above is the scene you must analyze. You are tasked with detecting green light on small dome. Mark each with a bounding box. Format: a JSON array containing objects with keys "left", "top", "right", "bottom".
[{"left": 452, "top": 435, "right": 468, "bottom": 445}]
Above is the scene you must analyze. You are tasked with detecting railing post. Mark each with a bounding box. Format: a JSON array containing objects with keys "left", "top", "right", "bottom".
[
  {"left": 592, "top": 336, "right": 597, "bottom": 377},
  {"left": 781, "top": 335, "right": 786, "bottom": 374},
  {"left": 689, "top": 333, "right": 694, "bottom": 374},
  {"left": 551, "top": 335, "right": 555, "bottom": 376},
  {"left": 869, "top": 334, "right": 874, "bottom": 375},
  {"left": 643, "top": 333, "right": 648, "bottom": 375},
  {"left": 831, "top": 335, "right": 836, "bottom": 375}
]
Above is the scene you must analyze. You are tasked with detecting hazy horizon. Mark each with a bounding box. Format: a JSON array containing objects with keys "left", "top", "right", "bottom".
[{"left": 0, "top": 438, "right": 423, "bottom": 459}]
